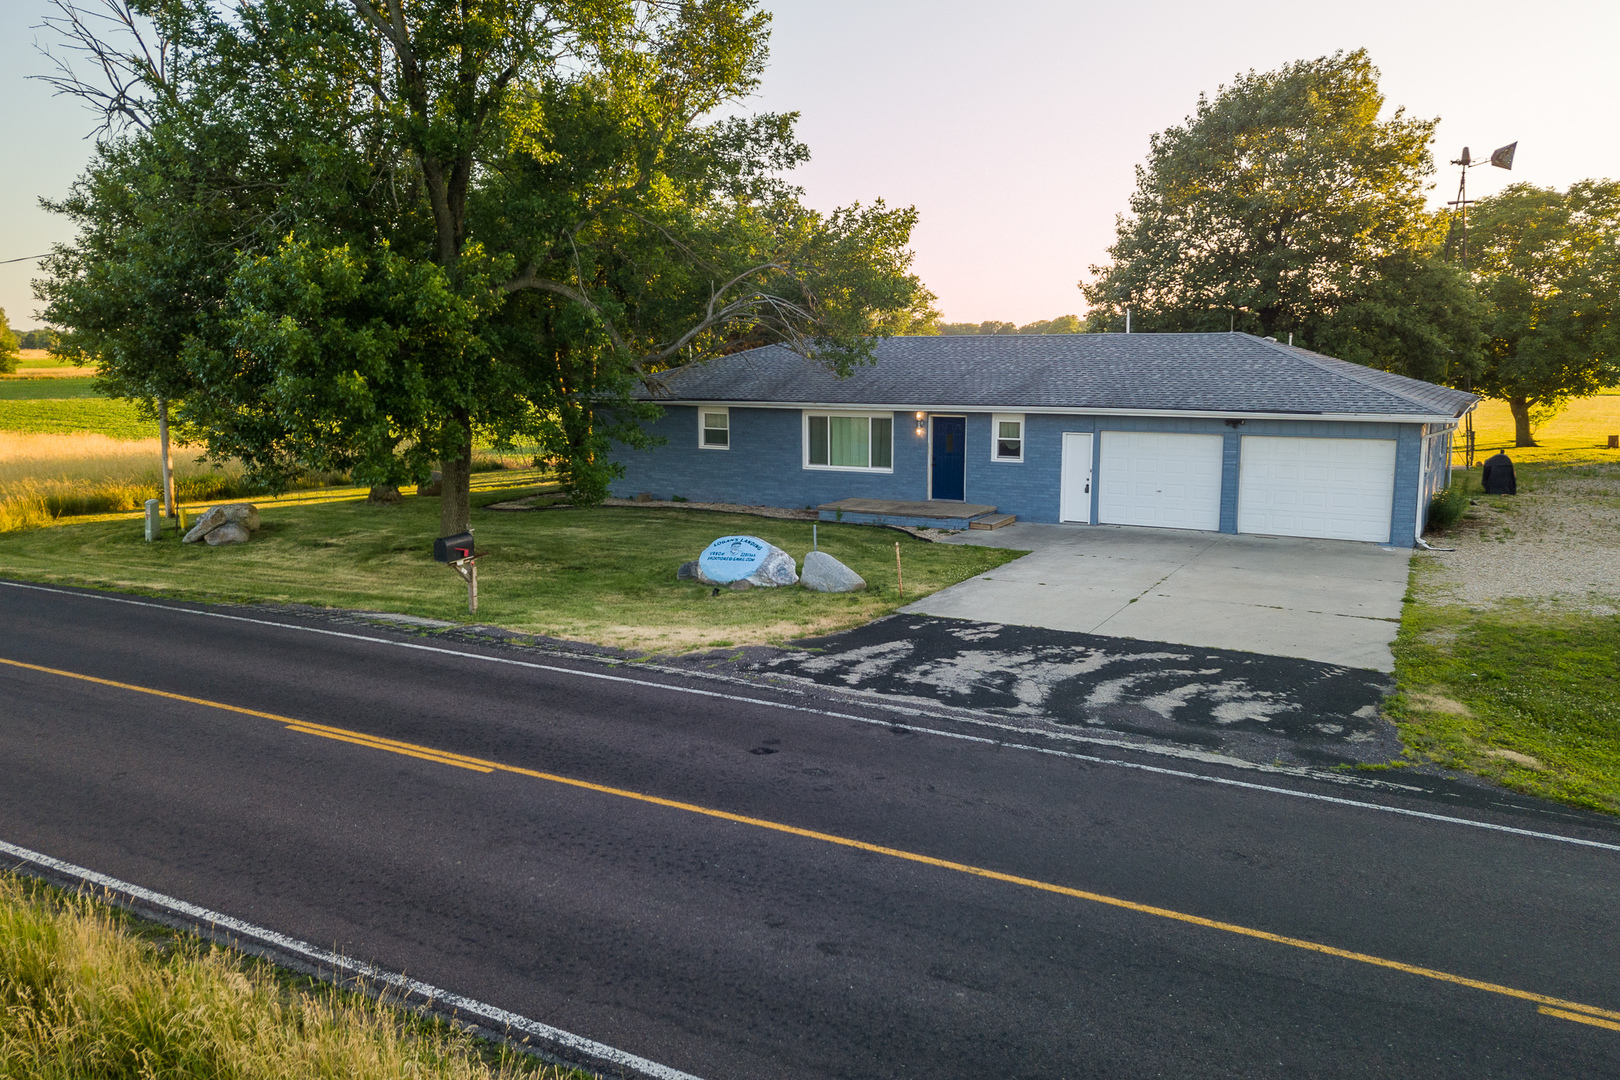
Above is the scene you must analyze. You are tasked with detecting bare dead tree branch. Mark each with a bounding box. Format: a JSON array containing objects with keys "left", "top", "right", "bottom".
[{"left": 32, "top": 0, "right": 175, "bottom": 136}]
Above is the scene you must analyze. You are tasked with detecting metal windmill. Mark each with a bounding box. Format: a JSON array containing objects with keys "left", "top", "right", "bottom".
[
  {"left": 1445, "top": 140, "right": 1516, "bottom": 467},
  {"left": 1445, "top": 141, "right": 1517, "bottom": 268}
]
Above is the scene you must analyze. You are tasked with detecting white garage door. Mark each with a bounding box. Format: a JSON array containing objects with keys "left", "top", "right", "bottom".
[
  {"left": 1237, "top": 436, "right": 1396, "bottom": 542},
  {"left": 1098, "top": 432, "right": 1224, "bottom": 530}
]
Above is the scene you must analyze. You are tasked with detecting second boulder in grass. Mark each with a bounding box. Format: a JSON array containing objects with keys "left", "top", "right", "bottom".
[
  {"left": 183, "top": 503, "right": 261, "bottom": 544},
  {"left": 801, "top": 550, "right": 865, "bottom": 593}
]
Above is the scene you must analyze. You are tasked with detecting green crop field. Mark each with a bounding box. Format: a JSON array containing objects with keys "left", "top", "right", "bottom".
[{"left": 0, "top": 398, "right": 157, "bottom": 439}]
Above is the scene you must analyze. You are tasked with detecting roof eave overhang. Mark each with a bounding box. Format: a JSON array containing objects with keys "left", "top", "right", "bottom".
[{"left": 650, "top": 399, "right": 1466, "bottom": 425}]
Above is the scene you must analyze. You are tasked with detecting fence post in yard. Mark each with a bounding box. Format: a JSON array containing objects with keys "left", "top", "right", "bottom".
[
  {"left": 144, "top": 499, "right": 160, "bottom": 542},
  {"left": 895, "top": 541, "right": 903, "bottom": 599}
]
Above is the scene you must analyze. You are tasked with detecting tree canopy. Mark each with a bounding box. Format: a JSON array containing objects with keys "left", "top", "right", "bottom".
[
  {"left": 39, "top": 0, "right": 935, "bottom": 532},
  {"left": 0, "top": 309, "right": 18, "bottom": 373},
  {"left": 1468, "top": 180, "right": 1620, "bottom": 445},
  {"left": 1081, "top": 49, "right": 1481, "bottom": 385}
]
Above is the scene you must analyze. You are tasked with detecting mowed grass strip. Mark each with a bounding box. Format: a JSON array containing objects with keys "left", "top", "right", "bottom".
[
  {"left": 1389, "top": 599, "right": 1620, "bottom": 814},
  {"left": 0, "top": 397, "right": 157, "bottom": 439},
  {"left": 0, "top": 874, "right": 583, "bottom": 1080},
  {"left": 0, "top": 376, "right": 104, "bottom": 399},
  {"left": 0, "top": 493, "right": 1024, "bottom": 650}
]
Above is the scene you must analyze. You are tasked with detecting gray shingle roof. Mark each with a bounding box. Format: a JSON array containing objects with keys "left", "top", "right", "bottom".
[{"left": 645, "top": 333, "right": 1479, "bottom": 418}]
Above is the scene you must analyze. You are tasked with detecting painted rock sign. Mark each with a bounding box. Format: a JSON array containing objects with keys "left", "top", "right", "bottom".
[{"left": 698, "top": 535, "right": 772, "bottom": 584}]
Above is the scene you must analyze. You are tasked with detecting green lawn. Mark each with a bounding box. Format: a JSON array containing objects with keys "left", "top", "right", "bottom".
[
  {"left": 0, "top": 376, "right": 104, "bottom": 400},
  {"left": 0, "top": 398, "right": 157, "bottom": 438},
  {"left": 1387, "top": 460, "right": 1620, "bottom": 814},
  {"left": 1388, "top": 599, "right": 1620, "bottom": 814},
  {"left": 0, "top": 490, "right": 1024, "bottom": 651}
]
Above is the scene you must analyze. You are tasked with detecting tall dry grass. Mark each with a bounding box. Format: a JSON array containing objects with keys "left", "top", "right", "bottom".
[
  {"left": 0, "top": 875, "right": 573, "bottom": 1079},
  {"left": 0, "top": 432, "right": 254, "bottom": 532}
]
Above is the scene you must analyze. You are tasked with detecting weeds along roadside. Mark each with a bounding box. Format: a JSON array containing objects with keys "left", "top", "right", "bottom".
[{"left": 0, "top": 871, "right": 585, "bottom": 1080}]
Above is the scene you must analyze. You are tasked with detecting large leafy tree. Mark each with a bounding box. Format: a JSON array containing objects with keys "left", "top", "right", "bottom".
[
  {"left": 40, "top": 0, "right": 935, "bottom": 534},
  {"left": 1467, "top": 180, "right": 1620, "bottom": 445},
  {"left": 1082, "top": 49, "right": 1481, "bottom": 384},
  {"left": 0, "top": 309, "right": 18, "bottom": 374}
]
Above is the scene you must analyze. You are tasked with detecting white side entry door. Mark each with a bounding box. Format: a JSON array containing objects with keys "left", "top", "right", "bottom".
[{"left": 1060, "top": 432, "right": 1093, "bottom": 523}]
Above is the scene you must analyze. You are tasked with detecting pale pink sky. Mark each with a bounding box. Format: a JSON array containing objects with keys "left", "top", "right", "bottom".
[{"left": 4, "top": 0, "right": 1618, "bottom": 328}]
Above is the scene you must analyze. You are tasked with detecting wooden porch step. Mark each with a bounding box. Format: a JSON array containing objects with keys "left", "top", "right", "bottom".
[{"left": 969, "top": 514, "right": 1017, "bottom": 530}]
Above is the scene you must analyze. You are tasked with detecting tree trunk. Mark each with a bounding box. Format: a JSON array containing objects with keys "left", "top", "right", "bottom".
[
  {"left": 438, "top": 418, "right": 473, "bottom": 536},
  {"left": 1508, "top": 396, "right": 1538, "bottom": 447},
  {"left": 157, "top": 398, "right": 176, "bottom": 518}
]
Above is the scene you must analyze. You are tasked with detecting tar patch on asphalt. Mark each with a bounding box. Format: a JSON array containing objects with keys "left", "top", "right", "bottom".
[{"left": 770, "top": 616, "right": 1392, "bottom": 751}]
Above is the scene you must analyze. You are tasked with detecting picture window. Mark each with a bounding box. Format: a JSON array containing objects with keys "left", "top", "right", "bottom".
[{"left": 805, "top": 412, "right": 894, "bottom": 471}]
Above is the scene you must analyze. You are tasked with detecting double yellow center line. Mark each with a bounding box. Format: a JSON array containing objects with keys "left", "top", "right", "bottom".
[{"left": 4, "top": 655, "right": 1617, "bottom": 1033}]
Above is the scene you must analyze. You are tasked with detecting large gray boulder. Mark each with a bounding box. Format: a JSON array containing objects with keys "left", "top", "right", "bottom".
[
  {"left": 203, "top": 521, "right": 252, "bottom": 546},
  {"left": 801, "top": 550, "right": 865, "bottom": 593},
  {"left": 745, "top": 546, "right": 799, "bottom": 587},
  {"left": 182, "top": 502, "right": 260, "bottom": 544}
]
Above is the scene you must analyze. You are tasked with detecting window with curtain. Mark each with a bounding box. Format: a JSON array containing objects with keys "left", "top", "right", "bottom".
[
  {"left": 805, "top": 413, "right": 893, "bottom": 470},
  {"left": 993, "top": 414, "right": 1024, "bottom": 461},
  {"left": 700, "top": 408, "right": 729, "bottom": 448}
]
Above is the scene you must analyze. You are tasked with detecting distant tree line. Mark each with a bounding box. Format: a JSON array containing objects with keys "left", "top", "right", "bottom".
[
  {"left": 933, "top": 315, "right": 1083, "bottom": 336},
  {"left": 17, "top": 329, "right": 60, "bottom": 350},
  {"left": 1082, "top": 49, "right": 1619, "bottom": 446}
]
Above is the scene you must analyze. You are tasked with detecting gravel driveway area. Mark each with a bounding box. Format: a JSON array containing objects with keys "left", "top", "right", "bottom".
[{"left": 1417, "top": 463, "right": 1620, "bottom": 614}]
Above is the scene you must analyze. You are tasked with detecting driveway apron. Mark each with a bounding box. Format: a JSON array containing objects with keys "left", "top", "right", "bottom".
[{"left": 900, "top": 523, "right": 1412, "bottom": 672}]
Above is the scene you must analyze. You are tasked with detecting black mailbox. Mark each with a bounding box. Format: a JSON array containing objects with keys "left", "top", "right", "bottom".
[{"left": 434, "top": 532, "right": 475, "bottom": 563}]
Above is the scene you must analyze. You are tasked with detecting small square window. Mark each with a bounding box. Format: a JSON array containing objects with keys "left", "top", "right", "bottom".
[
  {"left": 993, "top": 414, "right": 1024, "bottom": 462},
  {"left": 700, "top": 409, "right": 729, "bottom": 449}
]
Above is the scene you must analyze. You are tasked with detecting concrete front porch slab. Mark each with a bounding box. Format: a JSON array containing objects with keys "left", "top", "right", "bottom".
[
  {"left": 819, "top": 497, "right": 998, "bottom": 530},
  {"left": 901, "top": 523, "right": 1411, "bottom": 671}
]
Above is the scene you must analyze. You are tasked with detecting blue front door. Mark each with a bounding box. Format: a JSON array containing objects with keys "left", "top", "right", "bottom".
[{"left": 932, "top": 416, "right": 966, "bottom": 501}]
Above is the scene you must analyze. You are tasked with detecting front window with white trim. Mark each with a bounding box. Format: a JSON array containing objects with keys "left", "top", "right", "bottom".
[
  {"left": 992, "top": 414, "right": 1024, "bottom": 462},
  {"left": 804, "top": 412, "right": 894, "bottom": 471},
  {"left": 699, "top": 407, "right": 729, "bottom": 449}
]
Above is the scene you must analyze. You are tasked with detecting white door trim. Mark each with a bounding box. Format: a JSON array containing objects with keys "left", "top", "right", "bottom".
[{"left": 1059, "top": 431, "right": 1094, "bottom": 523}]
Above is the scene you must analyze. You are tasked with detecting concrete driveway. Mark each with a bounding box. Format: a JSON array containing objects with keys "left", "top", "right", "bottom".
[{"left": 903, "top": 524, "right": 1412, "bottom": 671}]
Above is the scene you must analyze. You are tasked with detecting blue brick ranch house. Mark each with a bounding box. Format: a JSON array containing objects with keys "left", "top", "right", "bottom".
[{"left": 610, "top": 333, "right": 1477, "bottom": 545}]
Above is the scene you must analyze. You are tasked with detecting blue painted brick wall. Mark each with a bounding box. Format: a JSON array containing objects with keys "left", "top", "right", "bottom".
[{"left": 610, "top": 405, "right": 1429, "bottom": 543}]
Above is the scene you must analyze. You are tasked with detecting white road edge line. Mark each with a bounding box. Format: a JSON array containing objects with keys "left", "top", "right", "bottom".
[
  {"left": 0, "top": 837, "right": 704, "bottom": 1080},
  {"left": 7, "top": 580, "right": 1619, "bottom": 855}
]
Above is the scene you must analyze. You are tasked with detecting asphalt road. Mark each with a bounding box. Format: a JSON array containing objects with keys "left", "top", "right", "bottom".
[{"left": 2, "top": 579, "right": 1618, "bottom": 1079}]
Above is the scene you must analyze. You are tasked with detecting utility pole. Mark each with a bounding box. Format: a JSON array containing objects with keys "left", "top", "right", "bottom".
[{"left": 157, "top": 398, "right": 176, "bottom": 519}]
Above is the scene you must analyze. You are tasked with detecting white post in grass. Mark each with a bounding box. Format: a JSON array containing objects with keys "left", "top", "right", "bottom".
[{"left": 157, "top": 398, "right": 176, "bottom": 519}]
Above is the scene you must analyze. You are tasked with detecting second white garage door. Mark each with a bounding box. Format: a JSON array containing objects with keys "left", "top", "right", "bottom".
[
  {"left": 1098, "top": 432, "right": 1224, "bottom": 530},
  {"left": 1237, "top": 436, "right": 1396, "bottom": 543}
]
